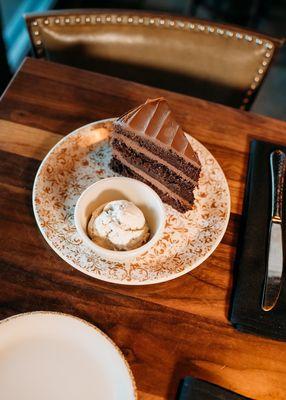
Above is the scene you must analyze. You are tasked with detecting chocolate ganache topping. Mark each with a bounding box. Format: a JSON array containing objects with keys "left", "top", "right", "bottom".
[{"left": 116, "top": 98, "right": 200, "bottom": 167}]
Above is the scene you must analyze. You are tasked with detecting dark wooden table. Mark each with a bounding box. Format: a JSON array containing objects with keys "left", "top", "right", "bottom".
[{"left": 1, "top": 57, "right": 286, "bottom": 400}]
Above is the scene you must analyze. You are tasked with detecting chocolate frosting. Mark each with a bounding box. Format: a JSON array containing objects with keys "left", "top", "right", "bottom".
[{"left": 116, "top": 98, "right": 200, "bottom": 167}]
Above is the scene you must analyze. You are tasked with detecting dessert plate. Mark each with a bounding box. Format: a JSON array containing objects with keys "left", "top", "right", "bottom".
[
  {"left": 33, "top": 119, "right": 230, "bottom": 285},
  {"left": 0, "top": 312, "right": 136, "bottom": 400}
]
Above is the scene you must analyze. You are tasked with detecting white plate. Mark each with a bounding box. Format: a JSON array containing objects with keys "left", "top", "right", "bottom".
[
  {"left": 0, "top": 312, "right": 136, "bottom": 400},
  {"left": 33, "top": 119, "right": 230, "bottom": 285}
]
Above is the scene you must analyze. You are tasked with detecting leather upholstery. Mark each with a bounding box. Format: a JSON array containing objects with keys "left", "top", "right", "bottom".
[{"left": 25, "top": 10, "right": 284, "bottom": 109}]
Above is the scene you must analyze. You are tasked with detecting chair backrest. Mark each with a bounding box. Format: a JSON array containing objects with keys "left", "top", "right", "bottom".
[{"left": 25, "top": 10, "right": 284, "bottom": 110}]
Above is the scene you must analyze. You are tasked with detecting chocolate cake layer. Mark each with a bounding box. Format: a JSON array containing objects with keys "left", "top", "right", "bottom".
[
  {"left": 110, "top": 98, "right": 201, "bottom": 212},
  {"left": 111, "top": 131, "right": 199, "bottom": 183},
  {"left": 113, "top": 124, "right": 201, "bottom": 181},
  {"left": 110, "top": 156, "right": 192, "bottom": 213},
  {"left": 117, "top": 97, "right": 201, "bottom": 169},
  {"left": 111, "top": 137, "right": 196, "bottom": 202}
]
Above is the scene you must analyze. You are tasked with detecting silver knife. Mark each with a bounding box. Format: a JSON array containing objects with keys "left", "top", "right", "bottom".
[{"left": 262, "top": 150, "right": 286, "bottom": 312}]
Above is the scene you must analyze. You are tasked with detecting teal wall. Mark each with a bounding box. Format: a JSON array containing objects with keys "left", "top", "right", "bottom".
[{"left": 1, "top": 0, "right": 56, "bottom": 71}]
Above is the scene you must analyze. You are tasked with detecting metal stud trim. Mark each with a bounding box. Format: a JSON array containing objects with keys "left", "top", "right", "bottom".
[
  {"left": 29, "top": 14, "right": 275, "bottom": 109},
  {"left": 241, "top": 44, "right": 274, "bottom": 108}
]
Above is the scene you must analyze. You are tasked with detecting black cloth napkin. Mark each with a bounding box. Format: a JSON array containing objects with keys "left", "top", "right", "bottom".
[
  {"left": 177, "top": 377, "right": 250, "bottom": 399},
  {"left": 230, "top": 139, "right": 286, "bottom": 340}
]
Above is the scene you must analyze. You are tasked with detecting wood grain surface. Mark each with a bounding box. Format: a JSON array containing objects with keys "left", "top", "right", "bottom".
[{"left": 1, "top": 58, "right": 286, "bottom": 400}]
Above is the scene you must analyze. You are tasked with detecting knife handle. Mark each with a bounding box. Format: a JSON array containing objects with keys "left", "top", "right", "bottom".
[{"left": 270, "top": 150, "right": 286, "bottom": 222}]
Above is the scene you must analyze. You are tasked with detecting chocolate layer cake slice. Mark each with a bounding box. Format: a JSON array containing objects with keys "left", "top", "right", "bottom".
[{"left": 110, "top": 98, "right": 201, "bottom": 213}]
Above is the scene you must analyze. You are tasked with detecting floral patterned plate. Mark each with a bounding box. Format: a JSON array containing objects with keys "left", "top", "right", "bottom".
[{"left": 33, "top": 119, "right": 230, "bottom": 285}]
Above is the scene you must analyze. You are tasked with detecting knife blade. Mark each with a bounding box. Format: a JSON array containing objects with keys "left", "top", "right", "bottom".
[{"left": 262, "top": 150, "right": 286, "bottom": 312}]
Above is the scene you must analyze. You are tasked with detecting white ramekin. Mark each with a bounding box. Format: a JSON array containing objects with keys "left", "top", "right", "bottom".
[{"left": 74, "top": 177, "right": 166, "bottom": 262}]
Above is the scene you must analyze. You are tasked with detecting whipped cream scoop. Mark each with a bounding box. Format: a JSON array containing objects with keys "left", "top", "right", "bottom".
[{"left": 87, "top": 200, "right": 150, "bottom": 251}]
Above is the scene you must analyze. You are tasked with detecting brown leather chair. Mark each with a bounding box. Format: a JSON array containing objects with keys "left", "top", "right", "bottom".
[{"left": 25, "top": 9, "right": 284, "bottom": 110}]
